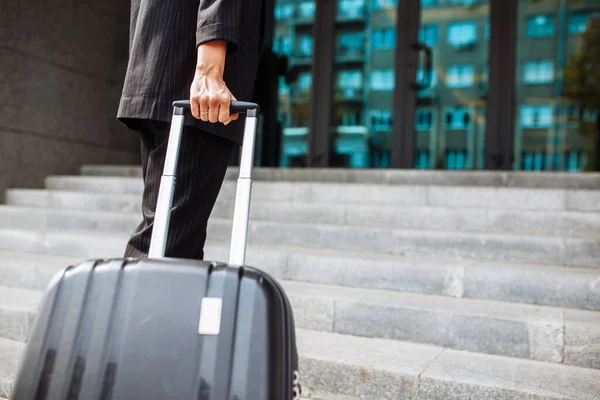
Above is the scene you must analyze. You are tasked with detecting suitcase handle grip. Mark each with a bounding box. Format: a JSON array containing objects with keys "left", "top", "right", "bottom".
[
  {"left": 172, "top": 100, "right": 260, "bottom": 115},
  {"left": 148, "top": 99, "right": 260, "bottom": 266}
]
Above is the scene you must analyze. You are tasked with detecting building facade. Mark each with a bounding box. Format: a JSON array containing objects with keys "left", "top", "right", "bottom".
[{"left": 267, "top": 0, "right": 600, "bottom": 172}]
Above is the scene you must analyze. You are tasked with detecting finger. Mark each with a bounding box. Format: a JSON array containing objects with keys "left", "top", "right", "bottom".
[
  {"left": 218, "top": 95, "right": 231, "bottom": 124},
  {"left": 200, "top": 93, "right": 210, "bottom": 122},
  {"left": 227, "top": 113, "right": 239, "bottom": 125},
  {"left": 190, "top": 94, "right": 201, "bottom": 119},
  {"left": 208, "top": 93, "right": 220, "bottom": 123},
  {"left": 225, "top": 93, "right": 238, "bottom": 125}
]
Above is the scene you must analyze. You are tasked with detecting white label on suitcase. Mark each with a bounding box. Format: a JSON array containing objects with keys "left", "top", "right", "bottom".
[{"left": 198, "top": 297, "right": 223, "bottom": 335}]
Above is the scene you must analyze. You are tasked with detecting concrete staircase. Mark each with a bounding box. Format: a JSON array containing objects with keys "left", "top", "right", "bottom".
[{"left": 1, "top": 165, "right": 600, "bottom": 399}]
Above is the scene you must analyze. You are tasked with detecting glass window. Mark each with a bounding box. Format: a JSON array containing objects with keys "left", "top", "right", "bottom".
[
  {"left": 526, "top": 15, "right": 555, "bottom": 37},
  {"left": 370, "top": 69, "right": 395, "bottom": 91},
  {"left": 417, "top": 68, "right": 438, "bottom": 89},
  {"left": 419, "top": 24, "right": 438, "bottom": 46},
  {"left": 338, "top": 31, "right": 365, "bottom": 58},
  {"left": 337, "top": 70, "right": 363, "bottom": 96},
  {"left": 339, "top": 0, "right": 365, "bottom": 18},
  {"left": 415, "top": 0, "right": 489, "bottom": 170},
  {"left": 523, "top": 60, "right": 554, "bottom": 84},
  {"left": 372, "top": 0, "right": 397, "bottom": 10},
  {"left": 447, "top": 22, "right": 477, "bottom": 47},
  {"left": 569, "top": 13, "right": 590, "bottom": 34},
  {"left": 446, "top": 64, "right": 474, "bottom": 88},
  {"left": 329, "top": 0, "right": 398, "bottom": 168},
  {"left": 445, "top": 107, "right": 472, "bottom": 130},
  {"left": 297, "top": 34, "right": 313, "bottom": 56},
  {"left": 274, "top": 3, "right": 294, "bottom": 20},
  {"left": 416, "top": 108, "right": 433, "bottom": 131},
  {"left": 514, "top": 0, "right": 599, "bottom": 172},
  {"left": 520, "top": 105, "right": 553, "bottom": 129},
  {"left": 278, "top": 77, "right": 291, "bottom": 96},
  {"left": 372, "top": 28, "right": 396, "bottom": 49},
  {"left": 273, "top": 35, "right": 293, "bottom": 55},
  {"left": 370, "top": 110, "right": 393, "bottom": 131},
  {"left": 297, "top": 72, "right": 312, "bottom": 92},
  {"left": 274, "top": 0, "right": 315, "bottom": 168},
  {"left": 298, "top": 1, "right": 316, "bottom": 18}
]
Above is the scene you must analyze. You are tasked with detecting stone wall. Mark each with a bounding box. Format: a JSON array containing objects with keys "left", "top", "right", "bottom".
[{"left": 0, "top": 0, "right": 139, "bottom": 201}]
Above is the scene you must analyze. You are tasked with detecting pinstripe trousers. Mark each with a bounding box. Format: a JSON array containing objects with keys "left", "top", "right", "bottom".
[{"left": 123, "top": 119, "right": 234, "bottom": 260}]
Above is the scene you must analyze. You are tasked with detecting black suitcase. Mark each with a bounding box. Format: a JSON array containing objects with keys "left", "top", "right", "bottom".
[{"left": 11, "top": 100, "right": 301, "bottom": 400}]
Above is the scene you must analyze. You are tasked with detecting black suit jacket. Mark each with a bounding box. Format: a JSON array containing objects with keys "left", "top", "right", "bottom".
[{"left": 117, "top": 0, "right": 265, "bottom": 144}]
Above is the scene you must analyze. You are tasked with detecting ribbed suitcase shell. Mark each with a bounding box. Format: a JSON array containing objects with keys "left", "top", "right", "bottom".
[{"left": 11, "top": 257, "right": 299, "bottom": 400}]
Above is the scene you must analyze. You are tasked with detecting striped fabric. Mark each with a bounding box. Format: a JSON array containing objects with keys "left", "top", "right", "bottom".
[
  {"left": 117, "top": 0, "right": 265, "bottom": 145},
  {"left": 124, "top": 120, "right": 234, "bottom": 260},
  {"left": 118, "top": 1, "right": 264, "bottom": 259}
]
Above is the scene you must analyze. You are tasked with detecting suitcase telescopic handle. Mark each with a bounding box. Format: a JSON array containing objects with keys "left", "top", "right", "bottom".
[
  {"left": 148, "top": 99, "right": 260, "bottom": 267},
  {"left": 172, "top": 99, "right": 260, "bottom": 116}
]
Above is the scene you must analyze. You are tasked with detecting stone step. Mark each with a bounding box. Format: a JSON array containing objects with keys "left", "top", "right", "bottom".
[
  {"left": 80, "top": 164, "right": 143, "bottom": 177},
  {"left": 6, "top": 189, "right": 141, "bottom": 213},
  {"left": 285, "top": 281, "right": 600, "bottom": 369},
  {"left": 0, "top": 337, "right": 22, "bottom": 398},
  {"left": 246, "top": 224, "right": 596, "bottom": 271},
  {"left": 224, "top": 220, "right": 598, "bottom": 269},
  {"left": 4, "top": 279, "right": 600, "bottom": 368},
  {"left": 0, "top": 250, "right": 79, "bottom": 291},
  {"left": 1, "top": 325, "right": 600, "bottom": 399},
  {"left": 80, "top": 164, "right": 600, "bottom": 190},
  {"left": 1, "top": 228, "right": 600, "bottom": 313},
  {"left": 0, "top": 205, "right": 140, "bottom": 232},
  {"left": 0, "top": 209, "right": 596, "bottom": 268},
  {"left": 0, "top": 286, "right": 41, "bottom": 342},
  {"left": 6, "top": 190, "right": 600, "bottom": 238},
  {"left": 43, "top": 175, "right": 600, "bottom": 212}
]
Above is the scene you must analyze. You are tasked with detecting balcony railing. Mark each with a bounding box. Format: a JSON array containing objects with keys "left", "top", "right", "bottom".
[
  {"left": 335, "top": 47, "right": 365, "bottom": 63},
  {"left": 290, "top": 52, "right": 313, "bottom": 65},
  {"left": 333, "top": 87, "right": 364, "bottom": 102}
]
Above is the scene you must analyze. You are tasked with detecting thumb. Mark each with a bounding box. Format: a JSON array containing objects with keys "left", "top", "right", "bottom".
[{"left": 229, "top": 92, "right": 239, "bottom": 121}]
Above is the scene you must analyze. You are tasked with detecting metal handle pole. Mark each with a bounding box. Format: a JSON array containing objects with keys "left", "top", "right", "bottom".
[
  {"left": 147, "top": 100, "right": 260, "bottom": 261},
  {"left": 228, "top": 111, "right": 258, "bottom": 266},
  {"left": 148, "top": 106, "right": 186, "bottom": 258}
]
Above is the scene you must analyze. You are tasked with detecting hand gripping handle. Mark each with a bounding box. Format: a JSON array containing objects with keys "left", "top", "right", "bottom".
[
  {"left": 148, "top": 99, "right": 260, "bottom": 267},
  {"left": 172, "top": 100, "right": 260, "bottom": 115}
]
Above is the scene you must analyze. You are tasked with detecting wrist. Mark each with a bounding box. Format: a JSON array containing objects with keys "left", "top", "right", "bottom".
[{"left": 196, "top": 40, "right": 227, "bottom": 78}]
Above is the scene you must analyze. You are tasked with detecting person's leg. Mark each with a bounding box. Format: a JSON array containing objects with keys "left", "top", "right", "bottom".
[
  {"left": 123, "top": 119, "right": 157, "bottom": 258},
  {"left": 124, "top": 120, "right": 235, "bottom": 260}
]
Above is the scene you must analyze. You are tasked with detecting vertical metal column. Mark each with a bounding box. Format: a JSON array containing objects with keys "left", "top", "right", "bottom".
[
  {"left": 308, "top": 0, "right": 336, "bottom": 167},
  {"left": 391, "top": 0, "right": 421, "bottom": 168},
  {"left": 485, "top": 0, "right": 518, "bottom": 170}
]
